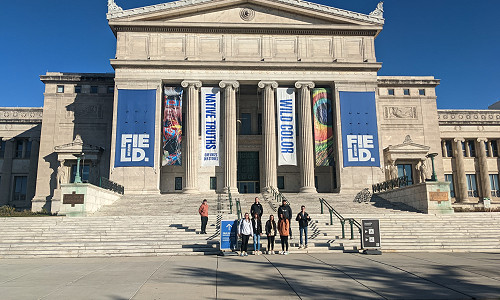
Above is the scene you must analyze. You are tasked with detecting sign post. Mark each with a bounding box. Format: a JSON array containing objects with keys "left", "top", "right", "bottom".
[
  {"left": 361, "top": 219, "right": 382, "bottom": 255},
  {"left": 220, "top": 220, "right": 238, "bottom": 255}
]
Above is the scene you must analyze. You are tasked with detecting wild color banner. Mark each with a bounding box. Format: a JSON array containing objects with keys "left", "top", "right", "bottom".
[
  {"left": 276, "top": 87, "right": 297, "bottom": 166},
  {"left": 312, "top": 88, "right": 334, "bottom": 166},
  {"left": 201, "top": 87, "right": 220, "bottom": 166},
  {"left": 162, "top": 87, "right": 183, "bottom": 166},
  {"left": 339, "top": 91, "right": 380, "bottom": 167},
  {"left": 114, "top": 89, "right": 156, "bottom": 168}
]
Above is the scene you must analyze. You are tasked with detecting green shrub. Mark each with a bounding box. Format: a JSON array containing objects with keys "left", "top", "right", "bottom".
[{"left": 0, "top": 206, "right": 55, "bottom": 217}]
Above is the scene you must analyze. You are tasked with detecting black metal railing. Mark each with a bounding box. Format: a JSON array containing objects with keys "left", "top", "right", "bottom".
[
  {"left": 235, "top": 197, "right": 242, "bottom": 220},
  {"left": 372, "top": 176, "right": 408, "bottom": 194},
  {"left": 99, "top": 177, "right": 125, "bottom": 195},
  {"left": 270, "top": 187, "right": 289, "bottom": 205},
  {"left": 319, "top": 198, "right": 361, "bottom": 240}
]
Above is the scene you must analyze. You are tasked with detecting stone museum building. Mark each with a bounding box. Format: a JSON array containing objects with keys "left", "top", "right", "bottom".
[{"left": 0, "top": 0, "right": 499, "bottom": 213}]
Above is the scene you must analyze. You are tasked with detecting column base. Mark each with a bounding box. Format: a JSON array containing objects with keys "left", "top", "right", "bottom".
[
  {"left": 183, "top": 188, "right": 200, "bottom": 194},
  {"left": 299, "top": 186, "right": 317, "bottom": 193},
  {"left": 262, "top": 186, "right": 276, "bottom": 194},
  {"left": 222, "top": 187, "right": 239, "bottom": 195}
]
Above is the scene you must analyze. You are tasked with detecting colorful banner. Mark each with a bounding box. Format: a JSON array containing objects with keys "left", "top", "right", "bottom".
[
  {"left": 312, "top": 88, "right": 334, "bottom": 166},
  {"left": 162, "top": 87, "right": 183, "bottom": 166},
  {"left": 201, "top": 87, "right": 220, "bottom": 166},
  {"left": 114, "top": 89, "right": 156, "bottom": 168},
  {"left": 339, "top": 91, "right": 380, "bottom": 167},
  {"left": 277, "top": 87, "right": 297, "bottom": 166}
]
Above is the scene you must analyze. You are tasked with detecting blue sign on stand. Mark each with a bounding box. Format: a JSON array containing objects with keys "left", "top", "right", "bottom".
[{"left": 220, "top": 220, "right": 238, "bottom": 251}]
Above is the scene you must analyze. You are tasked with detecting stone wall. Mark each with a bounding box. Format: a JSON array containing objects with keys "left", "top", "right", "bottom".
[{"left": 59, "top": 183, "right": 121, "bottom": 217}]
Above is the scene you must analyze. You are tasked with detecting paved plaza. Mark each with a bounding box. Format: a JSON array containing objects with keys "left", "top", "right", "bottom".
[{"left": 1, "top": 252, "right": 499, "bottom": 299}]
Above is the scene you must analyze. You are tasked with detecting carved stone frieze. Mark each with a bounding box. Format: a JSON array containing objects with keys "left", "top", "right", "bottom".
[
  {"left": 438, "top": 110, "right": 500, "bottom": 125},
  {"left": 65, "top": 104, "right": 103, "bottom": 119},
  {"left": 383, "top": 106, "right": 417, "bottom": 119},
  {"left": 0, "top": 108, "right": 43, "bottom": 123}
]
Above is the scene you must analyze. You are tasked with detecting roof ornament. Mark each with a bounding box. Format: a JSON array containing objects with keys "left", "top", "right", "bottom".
[
  {"left": 369, "top": 2, "right": 384, "bottom": 18},
  {"left": 108, "top": 0, "right": 123, "bottom": 13},
  {"left": 403, "top": 135, "right": 413, "bottom": 144}
]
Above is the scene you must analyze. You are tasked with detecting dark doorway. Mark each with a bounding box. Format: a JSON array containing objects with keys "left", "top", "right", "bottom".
[{"left": 237, "top": 151, "right": 260, "bottom": 193}]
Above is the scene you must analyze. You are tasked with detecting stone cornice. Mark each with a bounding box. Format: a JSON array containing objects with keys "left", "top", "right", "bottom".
[
  {"left": 40, "top": 72, "right": 115, "bottom": 84},
  {"left": 107, "top": 0, "right": 384, "bottom": 25},
  {"left": 377, "top": 77, "right": 440, "bottom": 87},
  {"left": 438, "top": 110, "right": 500, "bottom": 125},
  {"left": 0, "top": 108, "right": 43, "bottom": 124}
]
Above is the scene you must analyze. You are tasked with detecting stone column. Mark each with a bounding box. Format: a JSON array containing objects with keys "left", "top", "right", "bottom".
[
  {"left": 477, "top": 138, "right": 491, "bottom": 199},
  {"left": 0, "top": 139, "right": 15, "bottom": 206},
  {"left": 181, "top": 80, "right": 202, "bottom": 194},
  {"left": 26, "top": 138, "right": 40, "bottom": 203},
  {"left": 487, "top": 141, "right": 493, "bottom": 157},
  {"left": 295, "top": 81, "right": 317, "bottom": 193},
  {"left": 453, "top": 138, "right": 468, "bottom": 202},
  {"left": 219, "top": 81, "right": 239, "bottom": 194},
  {"left": 258, "top": 81, "right": 278, "bottom": 193},
  {"left": 441, "top": 140, "right": 447, "bottom": 157}
]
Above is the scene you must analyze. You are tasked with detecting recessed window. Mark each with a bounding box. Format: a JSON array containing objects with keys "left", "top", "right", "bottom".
[
  {"left": 240, "top": 113, "right": 252, "bottom": 135},
  {"left": 466, "top": 174, "right": 478, "bottom": 197},
  {"left": 75, "top": 86, "right": 82, "bottom": 93},
  {"left": 445, "top": 174, "right": 455, "bottom": 198},
  {"left": 419, "top": 89, "right": 425, "bottom": 96},
  {"left": 107, "top": 86, "right": 114, "bottom": 94},
  {"left": 403, "top": 89, "right": 410, "bottom": 96},
  {"left": 277, "top": 176, "right": 285, "bottom": 190},
  {"left": 13, "top": 176, "right": 28, "bottom": 201},
  {"left": 15, "top": 140, "right": 24, "bottom": 158},
  {"left": 388, "top": 89, "right": 395, "bottom": 96},
  {"left": 467, "top": 140, "right": 476, "bottom": 157},
  {"left": 443, "top": 140, "right": 453, "bottom": 157},
  {"left": 210, "top": 177, "right": 217, "bottom": 190},
  {"left": 490, "top": 174, "right": 500, "bottom": 197},
  {"left": 175, "top": 177, "right": 182, "bottom": 190},
  {"left": 57, "top": 85, "right": 64, "bottom": 93},
  {"left": 491, "top": 140, "right": 498, "bottom": 157},
  {"left": 90, "top": 86, "right": 98, "bottom": 94}
]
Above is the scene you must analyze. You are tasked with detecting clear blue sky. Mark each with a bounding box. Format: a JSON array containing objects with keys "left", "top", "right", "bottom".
[{"left": 0, "top": 0, "right": 499, "bottom": 109}]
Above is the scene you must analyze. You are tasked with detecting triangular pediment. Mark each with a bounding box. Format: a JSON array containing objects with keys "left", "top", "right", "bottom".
[
  {"left": 54, "top": 135, "right": 103, "bottom": 154},
  {"left": 108, "top": 0, "right": 384, "bottom": 27}
]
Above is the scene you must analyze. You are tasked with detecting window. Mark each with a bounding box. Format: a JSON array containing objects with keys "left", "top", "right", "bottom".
[
  {"left": 210, "top": 177, "right": 217, "bottom": 190},
  {"left": 445, "top": 174, "right": 455, "bottom": 198},
  {"left": 277, "top": 176, "right": 285, "bottom": 190},
  {"left": 70, "top": 164, "right": 90, "bottom": 183},
  {"left": 491, "top": 140, "right": 498, "bottom": 157},
  {"left": 57, "top": 85, "right": 64, "bottom": 93},
  {"left": 25, "top": 141, "right": 32, "bottom": 158},
  {"left": 13, "top": 176, "right": 28, "bottom": 201},
  {"left": 397, "top": 164, "right": 413, "bottom": 185},
  {"left": 75, "top": 86, "right": 82, "bottom": 93},
  {"left": 403, "top": 89, "right": 410, "bottom": 96},
  {"left": 485, "top": 141, "right": 490, "bottom": 157},
  {"left": 443, "top": 140, "right": 453, "bottom": 157},
  {"left": 240, "top": 113, "right": 252, "bottom": 135},
  {"left": 0, "top": 140, "right": 5, "bottom": 158},
  {"left": 418, "top": 89, "right": 425, "bottom": 96},
  {"left": 461, "top": 141, "right": 467, "bottom": 157},
  {"left": 490, "top": 174, "right": 500, "bottom": 197},
  {"left": 107, "top": 86, "right": 114, "bottom": 94},
  {"left": 90, "top": 86, "right": 98, "bottom": 94},
  {"left": 175, "top": 177, "right": 182, "bottom": 190},
  {"left": 15, "top": 140, "right": 24, "bottom": 158},
  {"left": 388, "top": 89, "right": 395, "bottom": 96},
  {"left": 466, "top": 174, "right": 478, "bottom": 197},
  {"left": 467, "top": 140, "right": 476, "bottom": 157}
]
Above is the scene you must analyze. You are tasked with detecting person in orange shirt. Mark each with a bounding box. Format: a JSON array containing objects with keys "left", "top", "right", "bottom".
[
  {"left": 278, "top": 213, "right": 290, "bottom": 255},
  {"left": 198, "top": 199, "right": 208, "bottom": 234}
]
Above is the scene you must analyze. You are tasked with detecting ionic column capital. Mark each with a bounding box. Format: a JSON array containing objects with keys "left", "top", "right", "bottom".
[
  {"left": 453, "top": 138, "right": 465, "bottom": 143},
  {"left": 219, "top": 81, "right": 239, "bottom": 90},
  {"left": 181, "top": 80, "right": 202, "bottom": 89},
  {"left": 295, "top": 81, "right": 315, "bottom": 89},
  {"left": 477, "top": 138, "right": 487, "bottom": 143},
  {"left": 258, "top": 81, "right": 278, "bottom": 90}
]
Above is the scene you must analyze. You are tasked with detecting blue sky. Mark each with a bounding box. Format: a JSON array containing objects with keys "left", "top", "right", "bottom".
[{"left": 0, "top": 0, "right": 498, "bottom": 109}]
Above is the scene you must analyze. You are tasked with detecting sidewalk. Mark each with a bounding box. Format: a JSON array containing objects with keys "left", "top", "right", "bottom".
[{"left": 1, "top": 252, "right": 499, "bottom": 299}]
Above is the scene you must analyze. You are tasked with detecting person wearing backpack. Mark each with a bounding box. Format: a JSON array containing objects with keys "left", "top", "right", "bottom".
[
  {"left": 251, "top": 213, "right": 263, "bottom": 255},
  {"left": 237, "top": 213, "right": 253, "bottom": 257},
  {"left": 278, "top": 213, "right": 290, "bottom": 255}
]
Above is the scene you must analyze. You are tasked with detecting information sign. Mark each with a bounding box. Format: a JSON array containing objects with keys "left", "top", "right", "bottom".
[
  {"left": 361, "top": 219, "right": 381, "bottom": 249},
  {"left": 220, "top": 220, "right": 238, "bottom": 251}
]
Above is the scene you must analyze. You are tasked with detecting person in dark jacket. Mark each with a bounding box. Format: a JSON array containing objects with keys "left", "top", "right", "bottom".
[
  {"left": 265, "top": 215, "right": 277, "bottom": 254},
  {"left": 250, "top": 197, "right": 263, "bottom": 219},
  {"left": 251, "top": 213, "right": 263, "bottom": 255},
  {"left": 278, "top": 199, "right": 292, "bottom": 239},
  {"left": 296, "top": 205, "right": 311, "bottom": 249}
]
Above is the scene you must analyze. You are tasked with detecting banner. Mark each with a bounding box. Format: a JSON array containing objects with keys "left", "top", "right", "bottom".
[
  {"left": 277, "top": 88, "right": 297, "bottom": 166},
  {"left": 312, "top": 88, "right": 334, "bottom": 166},
  {"left": 114, "top": 89, "right": 156, "bottom": 168},
  {"left": 162, "top": 87, "right": 183, "bottom": 166},
  {"left": 201, "top": 87, "right": 220, "bottom": 166},
  {"left": 339, "top": 91, "right": 380, "bottom": 167}
]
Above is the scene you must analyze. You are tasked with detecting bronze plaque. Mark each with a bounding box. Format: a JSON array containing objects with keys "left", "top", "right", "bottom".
[
  {"left": 63, "top": 192, "right": 84, "bottom": 205},
  {"left": 429, "top": 192, "right": 449, "bottom": 202}
]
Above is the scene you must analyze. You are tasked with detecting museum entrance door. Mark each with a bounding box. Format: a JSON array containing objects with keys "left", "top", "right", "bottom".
[{"left": 237, "top": 151, "right": 260, "bottom": 193}]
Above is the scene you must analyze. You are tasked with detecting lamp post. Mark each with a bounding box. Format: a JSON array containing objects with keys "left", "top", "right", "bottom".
[
  {"left": 426, "top": 153, "right": 438, "bottom": 181},
  {"left": 74, "top": 153, "right": 85, "bottom": 183}
]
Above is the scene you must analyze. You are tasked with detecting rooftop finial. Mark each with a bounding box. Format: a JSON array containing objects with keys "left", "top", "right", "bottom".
[
  {"left": 108, "top": 0, "right": 123, "bottom": 13},
  {"left": 369, "top": 2, "right": 384, "bottom": 18}
]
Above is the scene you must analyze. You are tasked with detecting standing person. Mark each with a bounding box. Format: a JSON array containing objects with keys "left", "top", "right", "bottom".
[
  {"left": 296, "top": 205, "right": 311, "bottom": 249},
  {"left": 198, "top": 199, "right": 208, "bottom": 234},
  {"left": 278, "top": 199, "right": 293, "bottom": 239},
  {"left": 265, "top": 215, "right": 277, "bottom": 254},
  {"left": 250, "top": 197, "right": 263, "bottom": 219},
  {"left": 251, "top": 213, "right": 262, "bottom": 255},
  {"left": 237, "top": 213, "right": 253, "bottom": 257},
  {"left": 278, "top": 213, "right": 290, "bottom": 255}
]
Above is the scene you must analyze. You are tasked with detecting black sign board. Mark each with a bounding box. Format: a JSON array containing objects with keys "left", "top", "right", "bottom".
[
  {"left": 63, "top": 192, "right": 84, "bottom": 207},
  {"left": 361, "top": 219, "right": 381, "bottom": 249}
]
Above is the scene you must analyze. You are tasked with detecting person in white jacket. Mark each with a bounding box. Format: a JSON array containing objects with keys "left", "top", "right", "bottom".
[{"left": 238, "top": 213, "right": 254, "bottom": 256}]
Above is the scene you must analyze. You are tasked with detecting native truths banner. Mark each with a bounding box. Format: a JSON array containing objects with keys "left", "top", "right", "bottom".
[
  {"left": 277, "top": 88, "right": 297, "bottom": 166},
  {"left": 339, "top": 91, "right": 380, "bottom": 167},
  {"left": 114, "top": 89, "right": 156, "bottom": 168},
  {"left": 162, "top": 87, "right": 183, "bottom": 166},
  {"left": 312, "top": 88, "right": 334, "bottom": 166},
  {"left": 201, "top": 87, "right": 220, "bottom": 166}
]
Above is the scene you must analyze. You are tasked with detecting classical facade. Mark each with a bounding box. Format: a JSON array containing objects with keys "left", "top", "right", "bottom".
[{"left": 0, "top": 0, "right": 498, "bottom": 212}]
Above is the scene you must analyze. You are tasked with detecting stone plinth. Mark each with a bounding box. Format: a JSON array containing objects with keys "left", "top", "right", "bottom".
[{"left": 59, "top": 183, "right": 122, "bottom": 217}]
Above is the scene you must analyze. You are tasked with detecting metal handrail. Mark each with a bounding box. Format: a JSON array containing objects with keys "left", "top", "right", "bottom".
[
  {"left": 270, "top": 187, "right": 289, "bottom": 205},
  {"left": 235, "top": 197, "right": 242, "bottom": 220},
  {"left": 319, "top": 198, "right": 360, "bottom": 240},
  {"left": 372, "top": 176, "right": 408, "bottom": 194},
  {"left": 99, "top": 177, "right": 124, "bottom": 195}
]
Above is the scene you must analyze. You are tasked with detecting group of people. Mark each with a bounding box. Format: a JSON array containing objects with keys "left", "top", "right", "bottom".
[
  {"left": 198, "top": 197, "right": 312, "bottom": 256},
  {"left": 237, "top": 197, "right": 311, "bottom": 256}
]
